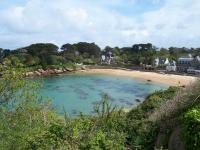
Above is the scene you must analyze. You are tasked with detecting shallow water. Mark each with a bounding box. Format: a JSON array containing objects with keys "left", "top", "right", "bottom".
[{"left": 38, "top": 73, "right": 168, "bottom": 116}]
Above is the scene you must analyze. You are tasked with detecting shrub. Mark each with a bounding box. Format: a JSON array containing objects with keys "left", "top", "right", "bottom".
[
  {"left": 126, "top": 86, "right": 178, "bottom": 150},
  {"left": 182, "top": 104, "right": 200, "bottom": 150}
]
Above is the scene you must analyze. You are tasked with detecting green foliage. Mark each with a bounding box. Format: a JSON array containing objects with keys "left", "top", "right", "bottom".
[
  {"left": 127, "top": 87, "right": 178, "bottom": 120},
  {"left": 0, "top": 68, "right": 55, "bottom": 150},
  {"left": 1, "top": 42, "right": 200, "bottom": 68},
  {"left": 126, "top": 87, "right": 178, "bottom": 150},
  {"left": 25, "top": 96, "right": 127, "bottom": 150},
  {"left": 182, "top": 104, "right": 200, "bottom": 150},
  {"left": 80, "top": 129, "right": 126, "bottom": 150},
  {"left": 1, "top": 66, "right": 200, "bottom": 150},
  {"left": 0, "top": 72, "right": 127, "bottom": 150},
  {"left": 61, "top": 42, "right": 101, "bottom": 64}
]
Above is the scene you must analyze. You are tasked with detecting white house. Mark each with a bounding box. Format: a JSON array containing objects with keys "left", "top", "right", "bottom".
[
  {"left": 101, "top": 51, "right": 115, "bottom": 65},
  {"left": 154, "top": 57, "right": 170, "bottom": 67},
  {"left": 166, "top": 60, "right": 177, "bottom": 72}
]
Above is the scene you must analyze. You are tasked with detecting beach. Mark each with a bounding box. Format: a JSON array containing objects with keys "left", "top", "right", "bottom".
[{"left": 78, "top": 69, "right": 197, "bottom": 86}]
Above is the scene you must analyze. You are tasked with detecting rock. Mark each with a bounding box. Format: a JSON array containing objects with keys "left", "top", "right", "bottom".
[
  {"left": 53, "top": 69, "right": 57, "bottom": 73},
  {"left": 81, "top": 66, "right": 86, "bottom": 70},
  {"left": 136, "top": 99, "right": 141, "bottom": 102},
  {"left": 26, "top": 68, "right": 69, "bottom": 77},
  {"left": 38, "top": 69, "right": 44, "bottom": 73},
  {"left": 62, "top": 68, "right": 67, "bottom": 72},
  {"left": 54, "top": 69, "right": 63, "bottom": 74},
  {"left": 65, "top": 67, "right": 74, "bottom": 72},
  {"left": 50, "top": 70, "right": 55, "bottom": 74},
  {"left": 42, "top": 70, "right": 49, "bottom": 76},
  {"left": 34, "top": 71, "right": 41, "bottom": 76},
  {"left": 147, "top": 79, "right": 152, "bottom": 82},
  {"left": 26, "top": 72, "right": 34, "bottom": 77}
]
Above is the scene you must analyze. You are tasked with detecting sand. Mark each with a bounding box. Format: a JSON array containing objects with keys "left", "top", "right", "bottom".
[{"left": 77, "top": 69, "right": 197, "bottom": 86}]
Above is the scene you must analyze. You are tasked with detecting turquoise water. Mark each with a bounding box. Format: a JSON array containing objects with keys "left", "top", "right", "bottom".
[{"left": 39, "top": 74, "right": 167, "bottom": 116}]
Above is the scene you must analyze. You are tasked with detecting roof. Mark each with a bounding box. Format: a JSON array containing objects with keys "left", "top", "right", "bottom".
[{"left": 178, "top": 57, "right": 194, "bottom": 62}]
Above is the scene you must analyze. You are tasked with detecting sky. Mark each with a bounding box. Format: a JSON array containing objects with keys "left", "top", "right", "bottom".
[{"left": 0, "top": 0, "right": 200, "bottom": 49}]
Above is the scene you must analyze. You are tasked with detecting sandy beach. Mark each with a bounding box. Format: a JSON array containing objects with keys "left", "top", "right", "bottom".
[{"left": 78, "top": 69, "right": 197, "bottom": 86}]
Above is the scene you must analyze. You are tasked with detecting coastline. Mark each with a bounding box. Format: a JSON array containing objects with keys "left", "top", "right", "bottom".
[
  {"left": 25, "top": 67, "right": 197, "bottom": 86},
  {"left": 77, "top": 68, "right": 197, "bottom": 86}
]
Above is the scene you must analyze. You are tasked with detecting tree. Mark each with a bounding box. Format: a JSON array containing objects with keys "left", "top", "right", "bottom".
[
  {"left": 61, "top": 43, "right": 77, "bottom": 52},
  {"left": 74, "top": 42, "right": 101, "bottom": 57},
  {"left": 0, "top": 48, "right": 11, "bottom": 63},
  {"left": 23, "top": 43, "right": 59, "bottom": 67},
  {"left": 61, "top": 42, "right": 101, "bottom": 64},
  {"left": 0, "top": 48, "right": 4, "bottom": 63}
]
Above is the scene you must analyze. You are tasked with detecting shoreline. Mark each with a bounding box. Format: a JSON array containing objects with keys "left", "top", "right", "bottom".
[
  {"left": 25, "top": 67, "right": 198, "bottom": 86},
  {"left": 77, "top": 68, "right": 197, "bottom": 86}
]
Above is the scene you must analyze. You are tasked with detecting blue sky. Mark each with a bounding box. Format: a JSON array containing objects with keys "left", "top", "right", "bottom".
[{"left": 0, "top": 0, "right": 199, "bottom": 49}]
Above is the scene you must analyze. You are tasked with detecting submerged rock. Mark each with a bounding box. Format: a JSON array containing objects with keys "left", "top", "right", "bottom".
[{"left": 135, "top": 99, "right": 141, "bottom": 103}]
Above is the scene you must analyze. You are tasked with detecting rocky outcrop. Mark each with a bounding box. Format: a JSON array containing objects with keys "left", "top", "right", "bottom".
[
  {"left": 65, "top": 67, "right": 74, "bottom": 72},
  {"left": 26, "top": 72, "right": 35, "bottom": 76},
  {"left": 25, "top": 68, "right": 75, "bottom": 77}
]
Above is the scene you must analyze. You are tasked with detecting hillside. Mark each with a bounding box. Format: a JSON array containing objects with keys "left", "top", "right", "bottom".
[
  {"left": 0, "top": 69, "right": 199, "bottom": 150},
  {"left": 127, "top": 80, "right": 200, "bottom": 150},
  {"left": 1, "top": 43, "right": 200, "bottom": 70}
]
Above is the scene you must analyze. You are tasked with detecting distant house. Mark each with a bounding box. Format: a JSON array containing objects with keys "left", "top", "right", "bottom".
[
  {"left": 166, "top": 60, "right": 177, "bottom": 72},
  {"left": 177, "top": 57, "right": 193, "bottom": 72},
  {"left": 177, "top": 55, "right": 200, "bottom": 73},
  {"left": 101, "top": 51, "right": 115, "bottom": 65},
  {"left": 154, "top": 57, "right": 170, "bottom": 67}
]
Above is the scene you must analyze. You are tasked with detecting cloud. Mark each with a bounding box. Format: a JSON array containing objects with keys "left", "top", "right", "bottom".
[
  {"left": 0, "top": 0, "right": 199, "bottom": 49},
  {"left": 141, "top": 0, "right": 200, "bottom": 47}
]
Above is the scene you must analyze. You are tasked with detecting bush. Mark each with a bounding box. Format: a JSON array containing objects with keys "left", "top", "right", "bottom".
[
  {"left": 126, "top": 86, "right": 178, "bottom": 149},
  {"left": 182, "top": 104, "right": 200, "bottom": 150}
]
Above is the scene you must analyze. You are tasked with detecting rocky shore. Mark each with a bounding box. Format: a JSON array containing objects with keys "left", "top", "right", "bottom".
[{"left": 25, "top": 67, "right": 85, "bottom": 77}]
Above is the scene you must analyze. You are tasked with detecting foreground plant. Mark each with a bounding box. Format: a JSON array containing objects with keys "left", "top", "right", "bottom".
[{"left": 0, "top": 68, "right": 199, "bottom": 150}]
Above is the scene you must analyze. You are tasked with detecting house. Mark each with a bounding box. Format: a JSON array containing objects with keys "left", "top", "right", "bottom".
[
  {"left": 154, "top": 57, "right": 170, "bottom": 67},
  {"left": 101, "top": 51, "right": 115, "bottom": 65},
  {"left": 177, "top": 55, "right": 200, "bottom": 73},
  {"left": 166, "top": 60, "right": 177, "bottom": 72},
  {"left": 176, "top": 57, "right": 193, "bottom": 72}
]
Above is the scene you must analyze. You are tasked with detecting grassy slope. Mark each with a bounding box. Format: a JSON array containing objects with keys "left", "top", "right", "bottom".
[{"left": 126, "top": 81, "right": 200, "bottom": 150}]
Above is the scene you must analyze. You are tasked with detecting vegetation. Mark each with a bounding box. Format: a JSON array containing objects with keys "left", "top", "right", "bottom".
[
  {"left": 182, "top": 104, "right": 200, "bottom": 150},
  {"left": 1, "top": 43, "right": 200, "bottom": 70},
  {"left": 0, "top": 67, "right": 200, "bottom": 149}
]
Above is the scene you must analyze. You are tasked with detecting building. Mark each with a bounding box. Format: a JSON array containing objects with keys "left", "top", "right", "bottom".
[
  {"left": 177, "top": 57, "right": 193, "bottom": 72},
  {"left": 154, "top": 57, "right": 170, "bottom": 67},
  {"left": 166, "top": 60, "right": 177, "bottom": 72},
  {"left": 177, "top": 55, "right": 200, "bottom": 73},
  {"left": 101, "top": 51, "right": 115, "bottom": 65}
]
